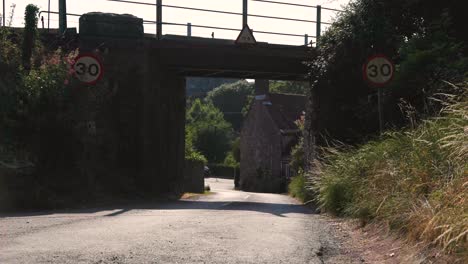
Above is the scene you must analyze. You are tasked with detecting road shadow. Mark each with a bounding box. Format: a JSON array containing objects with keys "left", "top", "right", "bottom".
[{"left": 0, "top": 199, "right": 317, "bottom": 218}]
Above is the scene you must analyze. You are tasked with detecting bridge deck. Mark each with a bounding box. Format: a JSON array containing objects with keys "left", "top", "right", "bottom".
[{"left": 153, "top": 35, "right": 315, "bottom": 80}]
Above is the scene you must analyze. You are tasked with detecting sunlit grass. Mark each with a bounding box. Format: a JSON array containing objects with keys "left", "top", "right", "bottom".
[{"left": 313, "top": 81, "right": 467, "bottom": 259}]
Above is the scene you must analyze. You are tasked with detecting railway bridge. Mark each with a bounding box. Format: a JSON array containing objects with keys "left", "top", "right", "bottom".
[{"left": 52, "top": 0, "right": 339, "bottom": 194}]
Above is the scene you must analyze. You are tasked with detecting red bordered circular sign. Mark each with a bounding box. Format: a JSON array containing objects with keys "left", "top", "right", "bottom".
[
  {"left": 73, "top": 53, "right": 104, "bottom": 85},
  {"left": 363, "top": 54, "right": 394, "bottom": 87}
]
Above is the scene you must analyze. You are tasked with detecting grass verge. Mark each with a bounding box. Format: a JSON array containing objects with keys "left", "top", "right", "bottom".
[{"left": 313, "top": 82, "right": 467, "bottom": 260}]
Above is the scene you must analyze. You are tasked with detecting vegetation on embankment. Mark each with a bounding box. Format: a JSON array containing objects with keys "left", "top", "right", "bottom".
[
  {"left": 290, "top": 0, "right": 467, "bottom": 258},
  {"left": 314, "top": 83, "right": 467, "bottom": 259}
]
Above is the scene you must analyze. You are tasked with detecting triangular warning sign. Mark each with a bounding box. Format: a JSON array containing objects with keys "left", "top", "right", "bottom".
[{"left": 235, "top": 25, "right": 257, "bottom": 45}]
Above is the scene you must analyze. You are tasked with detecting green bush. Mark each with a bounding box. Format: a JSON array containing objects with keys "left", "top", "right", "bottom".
[
  {"left": 223, "top": 152, "right": 238, "bottom": 167},
  {"left": 185, "top": 128, "right": 207, "bottom": 164},
  {"left": 0, "top": 28, "right": 22, "bottom": 142},
  {"left": 186, "top": 99, "right": 233, "bottom": 163},
  {"left": 288, "top": 173, "right": 313, "bottom": 203},
  {"left": 185, "top": 151, "right": 207, "bottom": 164},
  {"left": 270, "top": 81, "right": 307, "bottom": 95},
  {"left": 0, "top": 6, "right": 81, "bottom": 208}
]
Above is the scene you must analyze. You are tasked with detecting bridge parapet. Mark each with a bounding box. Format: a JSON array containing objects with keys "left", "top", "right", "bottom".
[
  {"left": 80, "top": 13, "right": 144, "bottom": 39},
  {"left": 79, "top": 12, "right": 315, "bottom": 81}
]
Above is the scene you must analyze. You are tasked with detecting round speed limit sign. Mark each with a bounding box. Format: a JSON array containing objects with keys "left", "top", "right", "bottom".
[
  {"left": 73, "top": 54, "right": 104, "bottom": 85},
  {"left": 363, "top": 55, "right": 394, "bottom": 86}
]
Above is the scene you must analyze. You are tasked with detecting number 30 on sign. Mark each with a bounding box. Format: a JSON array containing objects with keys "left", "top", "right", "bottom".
[
  {"left": 73, "top": 54, "right": 104, "bottom": 85},
  {"left": 363, "top": 54, "right": 394, "bottom": 87}
]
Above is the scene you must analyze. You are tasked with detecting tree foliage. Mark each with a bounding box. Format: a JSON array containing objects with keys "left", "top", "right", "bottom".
[
  {"left": 224, "top": 137, "right": 240, "bottom": 167},
  {"left": 270, "top": 81, "right": 307, "bottom": 95},
  {"left": 306, "top": 0, "right": 467, "bottom": 144},
  {"left": 186, "top": 99, "right": 233, "bottom": 163},
  {"left": 0, "top": 28, "right": 22, "bottom": 141},
  {"left": 205, "top": 80, "right": 253, "bottom": 131},
  {"left": 186, "top": 77, "right": 238, "bottom": 97},
  {"left": 0, "top": 5, "right": 76, "bottom": 170}
]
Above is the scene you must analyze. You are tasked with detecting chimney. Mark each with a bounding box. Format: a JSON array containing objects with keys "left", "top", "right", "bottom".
[{"left": 254, "top": 79, "right": 269, "bottom": 101}]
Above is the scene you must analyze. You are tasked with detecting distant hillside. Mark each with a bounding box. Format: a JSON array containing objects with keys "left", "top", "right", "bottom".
[{"left": 186, "top": 77, "right": 239, "bottom": 97}]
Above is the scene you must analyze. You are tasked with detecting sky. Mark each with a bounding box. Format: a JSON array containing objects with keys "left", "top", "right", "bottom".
[{"left": 1, "top": 0, "right": 350, "bottom": 45}]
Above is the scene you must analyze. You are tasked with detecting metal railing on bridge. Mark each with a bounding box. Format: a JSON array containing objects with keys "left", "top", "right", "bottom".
[{"left": 34, "top": 0, "right": 343, "bottom": 46}]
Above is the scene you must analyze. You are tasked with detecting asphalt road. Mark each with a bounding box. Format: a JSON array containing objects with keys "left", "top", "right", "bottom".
[{"left": 0, "top": 178, "right": 352, "bottom": 264}]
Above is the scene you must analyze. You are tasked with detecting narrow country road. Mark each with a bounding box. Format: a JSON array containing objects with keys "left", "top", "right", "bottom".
[{"left": 0, "top": 178, "right": 356, "bottom": 264}]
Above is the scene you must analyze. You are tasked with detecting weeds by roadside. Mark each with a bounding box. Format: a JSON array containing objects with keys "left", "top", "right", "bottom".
[{"left": 312, "top": 81, "right": 467, "bottom": 260}]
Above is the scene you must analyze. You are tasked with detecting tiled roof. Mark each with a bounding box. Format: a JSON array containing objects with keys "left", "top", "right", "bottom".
[{"left": 265, "top": 93, "right": 306, "bottom": 131}]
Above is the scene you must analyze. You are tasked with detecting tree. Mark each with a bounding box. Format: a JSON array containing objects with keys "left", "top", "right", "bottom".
[
  {"left": 186, "top": 99, "right": 233, "bottom": 163},
  {"left": 304, "top": 0, "right": 467, "bottom": 147},
  {"left": 186, "top": 77, "right": 238, "bottom": 97},
  {"left": 224, "top": 137, "right": 240, "bottom": 167},
  {"left": 206, "top": 80, "right": 253, "bottom": 131},
  {"left": 270, "top": 81, "right": 307, "bottom": 95}
]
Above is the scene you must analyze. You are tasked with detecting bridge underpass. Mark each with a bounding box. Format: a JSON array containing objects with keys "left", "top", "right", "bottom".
[
  {"left": 72, "top": 12, "right": 315, "bottom": 195},
  {"left": 60, "top": 0, "right": 342, "bottom": 195}
]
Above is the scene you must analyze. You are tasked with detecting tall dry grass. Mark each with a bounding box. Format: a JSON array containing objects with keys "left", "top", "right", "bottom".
[{"left": 313, "top": 81, "right": 467, "bottom": 259}]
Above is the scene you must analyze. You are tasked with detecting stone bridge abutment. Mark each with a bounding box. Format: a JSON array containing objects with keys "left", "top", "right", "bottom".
[{"left": 73, "top": 13, "right": 185, "bottom": 195}]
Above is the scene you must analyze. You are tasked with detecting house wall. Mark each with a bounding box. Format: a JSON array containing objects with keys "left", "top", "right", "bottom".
[{"left": 240, "top": 102, "right": 284, "bottom": 193}]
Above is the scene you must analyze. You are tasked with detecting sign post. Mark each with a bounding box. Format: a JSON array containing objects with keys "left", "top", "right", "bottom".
[
  {"left": 363, "top": 54, "right": 394, "bottom": 134},
  {"left": 3, "top": 0, "right": 6, "bottom": 27},
  {"left": 73, "top": 54, "right": 104, "bottom": 85}
]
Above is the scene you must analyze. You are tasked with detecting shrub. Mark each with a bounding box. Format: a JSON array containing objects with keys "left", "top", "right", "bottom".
[
  {"left": 186, "top": 99, "right": 233, "bottom": 163},
  {"left": 185, "top": 151, "right": 207, "bottom": 164},
  {"left": 288, "top": 173, "right": 314, "bottom": 203},
  {"left": 223, "top": 152, "right": 238, "bottom": 167},
  {"left": 0, "top": 28, "right": 22, "bottom": 142},
  {"left": 289, "top": 137, "right": 305, "bottom": 175},
  {"left": 185, "top": 128, "right": 207, "bottom": 164}
]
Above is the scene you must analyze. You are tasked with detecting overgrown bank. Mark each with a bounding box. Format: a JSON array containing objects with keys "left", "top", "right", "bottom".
[
  {"left": 292, "top": 0, "right": 467, "bottom": 260},
  {"left": 309, "top": 84, "right": 467, "bottom": 260}
]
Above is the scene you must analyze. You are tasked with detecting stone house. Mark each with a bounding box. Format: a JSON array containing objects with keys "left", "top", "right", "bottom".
[{"left": 240, "top": 80, "right": 306, "bottom": 193}]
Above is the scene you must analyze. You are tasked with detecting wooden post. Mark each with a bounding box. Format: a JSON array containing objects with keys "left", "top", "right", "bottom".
[{"left": 377, "top": 87, "right": 384, "bottom": 134}]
